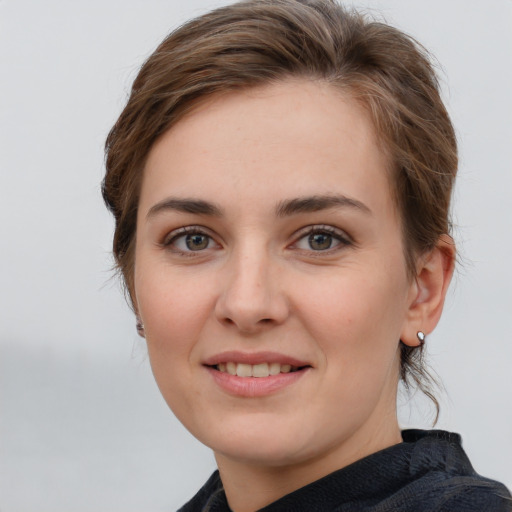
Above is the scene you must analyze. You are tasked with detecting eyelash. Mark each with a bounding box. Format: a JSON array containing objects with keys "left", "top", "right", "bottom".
[
  {"left": 291, "top": 225, "right": 352, "bottom": 254},
  {"left": 161, "top": 226, "right": 220, "bottom": 256},
  {"left": 161, "top": 225, "right": 352, "bottom": 256}
]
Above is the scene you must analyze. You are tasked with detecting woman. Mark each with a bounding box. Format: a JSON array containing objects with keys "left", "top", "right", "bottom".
[{"left": 102, "top": 0, "right": 511, "bottom": 510}]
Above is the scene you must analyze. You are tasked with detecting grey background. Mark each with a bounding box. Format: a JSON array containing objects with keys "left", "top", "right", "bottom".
[{"left": 1, "top": 0, "right": 511, "bottom": 510}]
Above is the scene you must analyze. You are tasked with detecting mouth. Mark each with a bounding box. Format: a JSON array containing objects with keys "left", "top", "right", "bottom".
[
  {"left": 211, "top": 362, "right": 307, "bottom": 378},
  {"left": 205, "top": 357, "right": 311, "bottom": 397},
  {"left": 203, "top": 352, "right": 312, "bottom": 396}
]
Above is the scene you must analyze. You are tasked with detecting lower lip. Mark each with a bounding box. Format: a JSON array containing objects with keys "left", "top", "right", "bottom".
[{"left": 206, "top": 366, "right": 309, "bottom": 397}]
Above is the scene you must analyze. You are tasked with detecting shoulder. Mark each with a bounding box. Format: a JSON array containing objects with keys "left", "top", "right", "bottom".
[
  {"left": 393, "top": 430, "right": 512, "bottom": 512},
  {"left": 442, "top": 480, "right": 512, "bottom": 512},
  {"left": 407, "top": 473, "right": 512, "bottom": 512}
]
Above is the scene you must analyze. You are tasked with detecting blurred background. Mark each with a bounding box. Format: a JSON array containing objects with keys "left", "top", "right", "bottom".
[{"left": 1, "top": 0, "right": 511, "bottom": 510}]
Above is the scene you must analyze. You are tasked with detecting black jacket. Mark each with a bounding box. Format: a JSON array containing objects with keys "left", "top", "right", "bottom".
[{"left": 178, "top": 430, "right": 511, "bottom": 511}]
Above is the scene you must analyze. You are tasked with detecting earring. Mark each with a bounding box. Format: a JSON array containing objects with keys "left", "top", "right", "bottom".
[
  {"left": 136, "top": 319, "right": 145, "bottom": 337},
  {"left": 416, "top": 331, "right": 425, "bottom": 345}
]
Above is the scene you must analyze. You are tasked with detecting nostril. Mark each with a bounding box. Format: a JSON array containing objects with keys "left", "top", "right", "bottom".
[{"left": 221, "top": 316, "right": 273, "bottom": 326}]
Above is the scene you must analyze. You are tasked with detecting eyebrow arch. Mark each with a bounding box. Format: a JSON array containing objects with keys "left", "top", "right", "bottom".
[
  {"left": 146, "top": 198, "right": 223, "bottom": 219},
  {"left": 276, "top": 194, "right": 372, "bottom": 217}
]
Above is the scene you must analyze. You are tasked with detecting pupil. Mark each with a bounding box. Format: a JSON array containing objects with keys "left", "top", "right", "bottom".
[
  {"left": 309, "top": 232, "right": 332, "bottom": 250},
  {"left": 186, "top": 234, "right": 209, "bottom": 250}
]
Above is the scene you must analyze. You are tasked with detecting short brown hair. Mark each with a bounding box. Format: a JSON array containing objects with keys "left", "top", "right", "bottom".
[{"left": 103, "top": 0, "right": 457, "bottom": 415}]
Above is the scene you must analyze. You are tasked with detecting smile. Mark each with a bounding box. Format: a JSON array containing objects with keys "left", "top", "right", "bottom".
[
  {"left": 215, "top": 362, "right": 302, "bottom": 377},
  {"left": 204, "top": 352, "right": 311, "bottom": 397}
]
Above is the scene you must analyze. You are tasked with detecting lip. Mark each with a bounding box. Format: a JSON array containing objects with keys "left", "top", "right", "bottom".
[
  {"left": 206, "top": 366, "right": 310, "bottom": 397},
  {"left": 202, "top": 351, "right": 311, "bottom": 367},
  {"left": 203, "top": 351, "right": 312, "bottom": 398}
]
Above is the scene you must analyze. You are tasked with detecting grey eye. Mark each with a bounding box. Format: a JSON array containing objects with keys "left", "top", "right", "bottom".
[
  {"left": 185, "top": 233, "right": 210, "bottom": 251},
  {"left": 166, "top": 230, "right": 216, "bottom": 252},
  {"left": 294, "top": 226, "right": 349, "bottom": 252},
  {"left": 308, "top": 232, "right": 333, "bottom": 250}
]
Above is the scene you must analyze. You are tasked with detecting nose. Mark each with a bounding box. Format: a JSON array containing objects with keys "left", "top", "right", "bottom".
[{"left": 215, "top": 246, "right": 289, "bottom": 334}]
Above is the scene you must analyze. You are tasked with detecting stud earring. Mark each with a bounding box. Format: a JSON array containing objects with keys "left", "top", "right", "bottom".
[
  {"left": 416, "top": 331, "right": 425, "bottom": 345},
  {"left": 136, "top": 319, "right": 145, "bottom": 337}
]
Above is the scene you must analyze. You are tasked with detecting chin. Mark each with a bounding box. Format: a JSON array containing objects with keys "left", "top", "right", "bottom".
[
  {"left": 215, "top": 438, "right": 310, "bottom": 467},
  {"left": 197, "top": 414, "right": 327, "bottom": 467}
]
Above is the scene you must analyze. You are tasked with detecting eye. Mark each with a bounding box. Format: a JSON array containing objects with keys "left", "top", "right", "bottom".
[
  {"left": 293, "top": 226, "right": 350, "bottom": 252},
  {"left": 163, "top": 227, "right": 219, "bottom": 254}
]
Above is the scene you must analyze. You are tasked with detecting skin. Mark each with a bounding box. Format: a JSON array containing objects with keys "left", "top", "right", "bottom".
[{"left": 133, "top": 80, "right": 454, "bottom": 512}]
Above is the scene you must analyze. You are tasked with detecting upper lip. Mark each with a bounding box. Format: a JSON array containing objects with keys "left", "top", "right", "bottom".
[{"left": 202, "top": 351, "right": 312, "bottom": 367}]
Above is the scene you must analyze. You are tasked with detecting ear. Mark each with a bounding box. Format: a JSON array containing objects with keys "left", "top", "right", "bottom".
[
  {"left": 132, "top": 286, "right": 146, "bottom": 338},
  {"left": 134, "top": 304, "right": 145, "bottom": 338},
  {"left": 136, "top": 316, "right": 146, "bottom": 338},
  {"left": 401, "top": 235, "right": 455, "bottom": 347}
]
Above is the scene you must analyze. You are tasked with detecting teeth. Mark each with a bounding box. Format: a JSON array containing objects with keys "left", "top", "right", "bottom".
[
  {"left": 269, "top": 362, "right": 281, "bottom": 375},
  {"left": 236, "top": 363, "right": 252, "bottom": 377},
  {"left": 216, "top": 362, "right": 300, "bottom": 377},
  {"left": 252, "top": 363, "right": 269, "bottom": 378}
]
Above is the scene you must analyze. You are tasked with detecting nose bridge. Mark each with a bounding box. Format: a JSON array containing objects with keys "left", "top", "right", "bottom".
[{"left": 215, "top": 237, "right": 287, "bottom": 331}]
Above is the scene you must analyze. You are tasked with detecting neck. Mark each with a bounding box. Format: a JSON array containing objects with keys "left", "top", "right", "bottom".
[{"left": 215, "top": 413, "right": 402, "bottom": 512}]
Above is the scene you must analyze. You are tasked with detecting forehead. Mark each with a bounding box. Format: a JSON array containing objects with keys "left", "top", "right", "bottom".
[{"left": 140, "top": 80, "right": 394, "bottom": 218}]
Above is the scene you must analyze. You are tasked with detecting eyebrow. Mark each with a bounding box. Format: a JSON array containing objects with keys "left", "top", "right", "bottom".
[
  {"left": 146, "top": 198, "right": 223, "bottom": 219},
  {"left": 275, "top": 194, "right": 372, "bottom": 217},
  {"left": 146, "top": 194, "right": 371, "bottom": 220}
]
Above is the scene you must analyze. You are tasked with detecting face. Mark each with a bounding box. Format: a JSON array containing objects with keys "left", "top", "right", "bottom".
[{"left": 134, "top": 80, "right": 418, "bottom": 471}]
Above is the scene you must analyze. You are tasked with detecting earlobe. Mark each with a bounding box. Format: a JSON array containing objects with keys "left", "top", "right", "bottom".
[
  {"left": 136, "top": 317, "right": 146, "bottom": 338},
  {"left": 401, "top": 235, "right": 455, "bottom": 347},
  {"left": 133, "top": 289, "right": 146, "bottom": 338},
  {"left": 134, "top": 309, "right": 146, "bottom": 339}
]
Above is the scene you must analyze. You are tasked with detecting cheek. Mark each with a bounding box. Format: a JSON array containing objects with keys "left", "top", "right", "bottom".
[
  {"left": 302, "top": 273, "right": 406, "bottom": 335},
  {"left": 296, "top": 266, "right": 408, "bottom": 372},
  {"left": 134, "top": 271, "right": 217, "bottom": 425},
  {"left": 135, "top": 269, "right": 215, "bottom": 365},
  {"left": 295, "top": 271, "right": 406, "bottom": 427}
]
